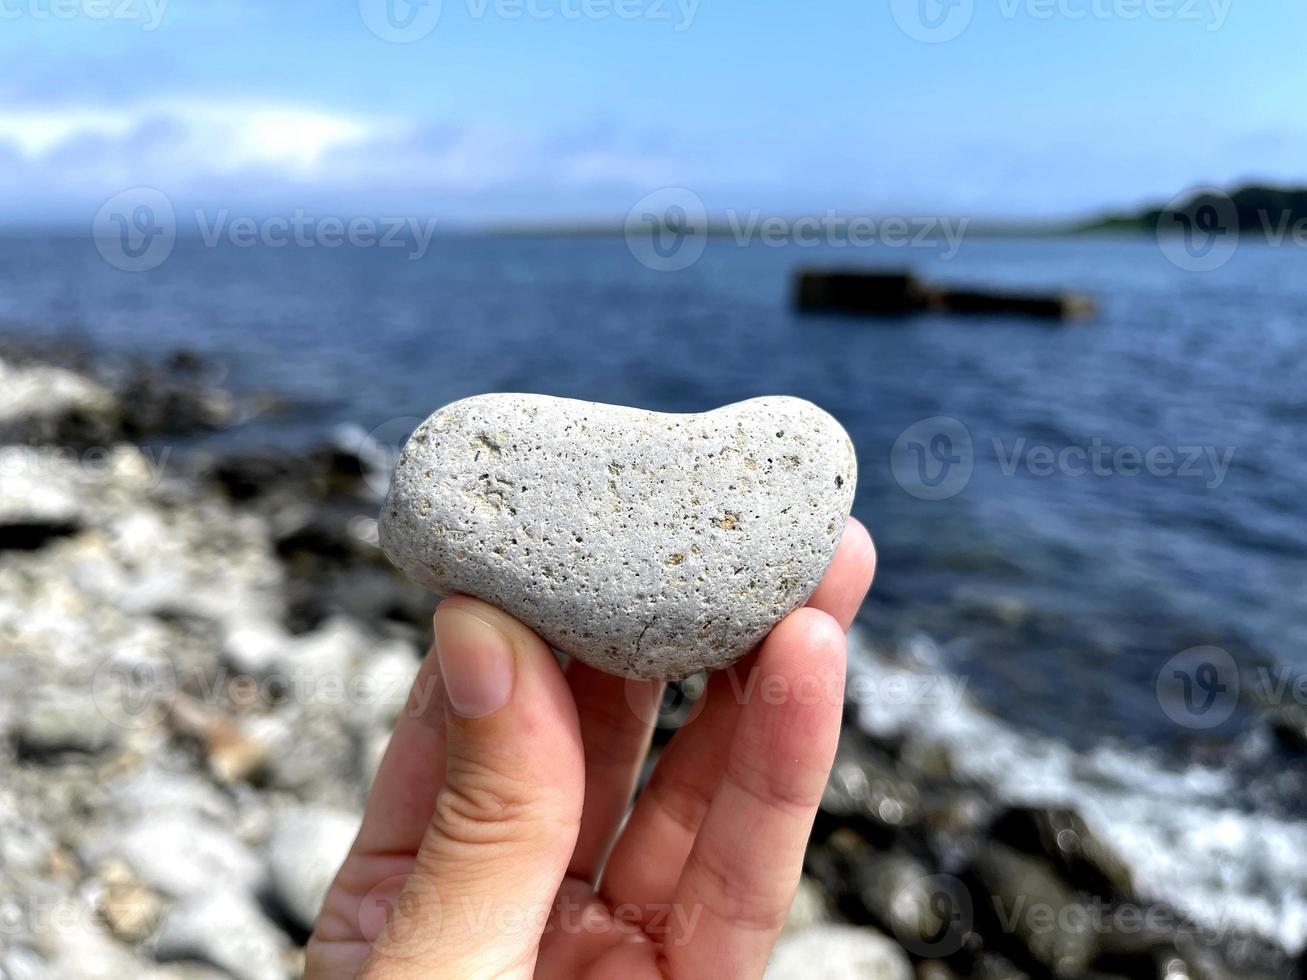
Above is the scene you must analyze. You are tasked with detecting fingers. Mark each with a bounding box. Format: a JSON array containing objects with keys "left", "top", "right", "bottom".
[
  {"left": 598, "top": 518, "right": 875, "bottom": 915},
  {"left": 565, "top": 663, "right": 663, "bottom": 883},
  {"left": 596, "top": 656, "right": 752, "bottom": 913},
  {"left": 805, "top": 516, "right": 876, "bottom": 630},
  {"left": 362, "top": 597, "right": 585, "bottom": 979},
  {"left": 661, "top": 608, "right": 846, "bottom": 979}
]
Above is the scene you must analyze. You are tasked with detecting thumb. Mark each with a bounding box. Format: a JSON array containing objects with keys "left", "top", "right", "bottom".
[{"left": 362, "top": 597, "right": 584, "bottom": 980}]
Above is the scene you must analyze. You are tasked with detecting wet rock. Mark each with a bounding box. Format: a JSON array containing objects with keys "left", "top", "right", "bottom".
[
  {"left": 767, "top": 925, "right": 914, "bottom": 979},
  {"left": 1266, "top": 703, "right": 1307, "bottom": 755},
  {"left": 0, "top": 358, "right": 121, "bottom": 445},
  {"left": 266, "top": 805, "right": 359, "bottom": 934},
  {"left": 855, "top": 852, "right": 971, "bottom": 960},
  {"left": 118, "top": 367, "right": 236, "bottom": 438},
  {"left": 380, "top": 393, "right": 857, "bottom": 679},
  {"left": 1167, "top": 927, "right": 1303, "bottom": 980},
  {"left": 966, "top": 844, "right": 1097, "bottom": 976},
  {"left": 805, "top": 827, "right": 873, "bottom": 918},
  {"left": 819, "top": 736, "right": 921, "bottom": 838},
  {"left": 206, "top": 450, "right": 311, "bottom": 503},
  {"left": 316, "top": 563, "right": 438, "bottom": 632},
  {"left": 971, "top": 953, "right": 1031, "bottom": 979},
  {"left": 989, "top": 806, "right": 1134, "bottom": 901}
]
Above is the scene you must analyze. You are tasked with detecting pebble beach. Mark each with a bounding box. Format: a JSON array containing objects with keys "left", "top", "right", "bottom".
[{"left": 2, "top": 343, "right": 1303, "bottom": 979}]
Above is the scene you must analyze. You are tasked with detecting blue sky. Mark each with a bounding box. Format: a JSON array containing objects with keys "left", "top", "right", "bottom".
[{"left": 3, "top": 0, "right": 1306, "bottom": 226}]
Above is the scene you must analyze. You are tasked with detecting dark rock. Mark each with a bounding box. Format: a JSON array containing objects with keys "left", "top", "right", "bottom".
[
  {"left": 207, "top": 450, "right": 311, "bottom": 502},
  {"left": 1169, "top": 927, "right": 1303, "bottom": 980},
  {"left": 934, "top": 289, "right": 1096, "bottom": 321},
  {"left": 856, "top": 852, "right": 973, "bottom": 961},
  {"left": 0, "top": 520, "right": 80, "bottom": 551},
  {"left": 204, "top": 436, "right": 380, "bottom": 509},
  {"left": 275, "top": 516, "right": 361, "bottom": 563},
  {"left": 989, "top": 806, "right": 1134, "bottom": 901},
  {"left": 965, "top": 844, "right": 1098, "bottom": 977},
  {"left": 793, "top": 269, "right": 1095, "bottom": 322},
  {"left": 970, "top": 953, "right": 1031, "bottom": 979},
  {"left": 915, "top": 962, "right": 961, "bottom": 980},
  {"left": 118, "top": 366, "right": 236, "bottom": 437},
  {"left": 795, "top": 270, "right": 931, "bottom": 316},
  {"left": 1266, "top": 703, "right": 1307, "bottom": 754},
  {"left": 819, "top": 734, "right": 922, "bottom": 839},
  {"left": 308, "top": 443, "right": 371, "bottom": 496}
]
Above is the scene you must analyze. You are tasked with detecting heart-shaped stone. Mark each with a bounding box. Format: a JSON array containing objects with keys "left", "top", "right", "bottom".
[{"left": 379, "top": 394, "right": 857, "bottom": 679}]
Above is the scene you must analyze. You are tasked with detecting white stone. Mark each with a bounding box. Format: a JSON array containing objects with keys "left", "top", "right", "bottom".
[
  {"left": 0, "top": 359, "right": 118, "bottom": 443},
  {"left": 766, "top": 926, "right": 913, "bottom": 980},
  {"left": 154, "top": 891, "right": 287, "bottom": 980},
  {"left": 13, "top": 691, "right": 120, "bottom": 758},
  {"left": 380, "top": 395, "right": 856, "bottom": 679},
  {"left": 266, "top": 804, "right": 359, "bottom": 933},
  {"left": 91, "top": 811, "right": 265, "bottom": 899}
]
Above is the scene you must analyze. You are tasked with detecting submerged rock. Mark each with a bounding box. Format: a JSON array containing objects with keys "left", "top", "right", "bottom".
[{"left": 380, "top": 394, "right": 856, "bottom": 679}]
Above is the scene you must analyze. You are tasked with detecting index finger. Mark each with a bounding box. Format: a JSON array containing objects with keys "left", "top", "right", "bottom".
[{"left": 805, "top": 515, "right": 875, "bottom": 631}]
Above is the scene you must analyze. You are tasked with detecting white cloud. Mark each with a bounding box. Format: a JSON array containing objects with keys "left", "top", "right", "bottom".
[
  {"left": 0, "top": 97, "right": 685, "bottom": 224},
  {"left": 0, "top": 99, "right": 391, "bottom": 177}
]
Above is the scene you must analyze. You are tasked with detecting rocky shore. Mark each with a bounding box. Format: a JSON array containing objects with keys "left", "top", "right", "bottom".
[{"left": 0, "top": 344, "right": 1300, "bottom": 979}]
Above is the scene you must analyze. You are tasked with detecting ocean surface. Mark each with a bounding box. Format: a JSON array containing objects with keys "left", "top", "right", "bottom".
[{"left": 3, "top": 232, "right": 1306, "bottom": 948}]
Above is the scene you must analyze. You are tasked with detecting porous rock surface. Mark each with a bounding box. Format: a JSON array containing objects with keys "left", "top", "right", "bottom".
[{"left": 379, "top": 394, "right": 857, "bottom": 679}]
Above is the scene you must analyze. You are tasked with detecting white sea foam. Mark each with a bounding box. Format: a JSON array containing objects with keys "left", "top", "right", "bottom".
[{"left": 847, "top": 628, "right": 1307, "bottom": 954}]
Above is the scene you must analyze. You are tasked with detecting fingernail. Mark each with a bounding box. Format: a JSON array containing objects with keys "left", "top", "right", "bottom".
[{"left": 434, "top": 606, "right": 514, "bottom": 718}]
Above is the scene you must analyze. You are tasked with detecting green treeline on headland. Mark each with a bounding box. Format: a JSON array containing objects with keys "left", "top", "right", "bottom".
[{"left": 1081, "top": 184, "right": 1307, "bottom": 235}]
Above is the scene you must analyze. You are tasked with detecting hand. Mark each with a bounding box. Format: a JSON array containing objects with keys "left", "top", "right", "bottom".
[{"left": 306, "top": 519, "right": 876, "bottom": 979}]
